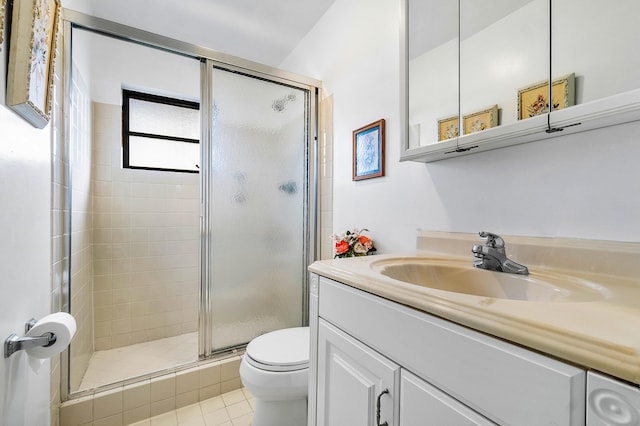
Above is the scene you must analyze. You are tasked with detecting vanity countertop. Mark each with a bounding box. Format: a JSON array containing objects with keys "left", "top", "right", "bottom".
[{"left": 309, "top": 231, "right": 640, "bottom": 386}]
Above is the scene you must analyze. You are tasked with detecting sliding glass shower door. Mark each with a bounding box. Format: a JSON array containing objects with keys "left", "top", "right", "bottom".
[
  {"left": 205, "top": 66, "right": 311, "bottom": 352},
  {"left": 62, "top": 14, "right": 319, "bottom": 399}
]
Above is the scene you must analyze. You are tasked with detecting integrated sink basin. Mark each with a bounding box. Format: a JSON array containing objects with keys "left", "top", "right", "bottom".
[{"left": 371, "top": 257, "right": 609, "bottom": 302}]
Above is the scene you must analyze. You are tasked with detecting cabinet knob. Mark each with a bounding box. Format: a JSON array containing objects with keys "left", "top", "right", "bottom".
[{"left": 376, "top": 388, "right": 390, "bottom": 426}]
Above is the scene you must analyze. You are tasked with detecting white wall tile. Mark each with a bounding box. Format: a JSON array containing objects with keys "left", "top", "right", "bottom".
[{"left": 87, "top": 102, "right": 200, "bottom": 352}]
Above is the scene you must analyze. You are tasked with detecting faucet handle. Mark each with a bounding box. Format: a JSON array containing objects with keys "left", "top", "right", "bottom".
[{"left": 478, "top": 231, "right": 505, "bottom": 250}]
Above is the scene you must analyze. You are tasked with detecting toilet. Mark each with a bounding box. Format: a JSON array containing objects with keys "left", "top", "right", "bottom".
[{"left": 240, "top": 326, "right": 310, "bottom": 426}]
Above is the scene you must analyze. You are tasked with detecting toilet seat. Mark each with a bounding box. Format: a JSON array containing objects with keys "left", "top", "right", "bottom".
[{"left": 245, "top": 327, "right": 309, "bottom": 372}]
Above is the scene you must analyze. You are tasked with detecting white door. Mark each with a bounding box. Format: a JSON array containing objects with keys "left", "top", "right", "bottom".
[
  {"left": 317, "top": 319, "right": 399, "bottom": 426},
  {"left": 0, "top": 106, "right": 53, "bottom": 423},
  {"left": 400, "top": 370, "right": 496, "bottom": 426}
]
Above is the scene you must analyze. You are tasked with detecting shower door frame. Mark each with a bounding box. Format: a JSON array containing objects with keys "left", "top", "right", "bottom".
[
  {"left": 199, "top": 61, "right": 317, "bottom": 357},
  {"left": 60, "top": 10, "right": 321, "bottom": 401}
]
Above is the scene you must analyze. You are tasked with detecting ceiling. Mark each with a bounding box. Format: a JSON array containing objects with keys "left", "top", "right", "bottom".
[{"left": 60, "top": 0, "right": 336, "bottom": 67}]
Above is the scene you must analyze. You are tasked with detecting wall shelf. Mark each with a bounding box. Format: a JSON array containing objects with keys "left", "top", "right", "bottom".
[{"left": 401, "top": 88, "right": 640, "bottom": 163}]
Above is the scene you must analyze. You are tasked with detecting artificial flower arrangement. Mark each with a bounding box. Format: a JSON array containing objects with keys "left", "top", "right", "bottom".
[{"left": 331, "top": 228, "right": 376, "bottom": 258}]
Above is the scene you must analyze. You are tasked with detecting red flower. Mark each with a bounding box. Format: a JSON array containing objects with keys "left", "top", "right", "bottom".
[
  {"left": 358, "top": 235, "right": 373, "bottom": 249},
  {"left": 335, "top": 240, "right": 350, "bottom": 255}
]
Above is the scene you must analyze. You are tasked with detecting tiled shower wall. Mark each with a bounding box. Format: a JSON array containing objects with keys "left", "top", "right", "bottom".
[
  {"left": 69, "top": 68, "right": 94, "bottom": 390},
  {"left": 92, "top": 102, "right": 200, "bottom": 351},
  {"left": 50, "top": 40, "right": 96, "bottom": 420}
]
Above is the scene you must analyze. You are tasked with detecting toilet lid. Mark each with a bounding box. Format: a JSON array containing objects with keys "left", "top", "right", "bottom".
[{"left": 245, "top": 327, "right": 309, "bottom": 372}]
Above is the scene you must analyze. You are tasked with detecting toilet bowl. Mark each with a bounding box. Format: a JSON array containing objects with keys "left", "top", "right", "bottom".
[{"left": 240, "top": 326, "right": 309, "bottom": 426}]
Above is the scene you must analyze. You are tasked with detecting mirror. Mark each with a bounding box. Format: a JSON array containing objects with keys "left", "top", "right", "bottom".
[
  {"left": 460, "top": 0, "right": 548, "bottom": 135},
  {"left": 406, "top": 0, "right": 458, "bottom": 149},
  {"left": 551, "top": 0, "right": 640, "bottom": 107},
  {"left": 402, "top": 0, "right": 640, "bottom": 162}
]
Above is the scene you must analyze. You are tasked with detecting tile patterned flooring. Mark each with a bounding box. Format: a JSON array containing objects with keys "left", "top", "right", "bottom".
[
  {"left": 79, "top": 333, "right": 198, "bottom": 391},
  {"left": 128, "top": 388, "right": 254, "bottom": 426}
]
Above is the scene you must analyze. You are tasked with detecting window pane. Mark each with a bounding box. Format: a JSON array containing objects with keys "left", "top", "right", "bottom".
[
  {"left": 129, "top": 98, "right": 200, "bottom": 139},
  {"left": 129, "top": 136, "right": 199, "bottom": 171}
]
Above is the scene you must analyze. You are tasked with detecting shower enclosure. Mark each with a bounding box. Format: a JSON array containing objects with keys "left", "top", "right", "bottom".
[{"left": 61, "top": 12, "right": 319, "bottom": 398}]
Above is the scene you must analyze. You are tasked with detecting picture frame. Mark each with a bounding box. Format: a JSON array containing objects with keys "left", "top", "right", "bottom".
[
  {"left": 6, "top": 0, "right": 61, "bottom": 128},
  {"left": 353, "top": 119, "right": 385, "bottom": 181},
  {"left": 517, "top": 73, "right": 576, "bottom": 120},
  {"left": 437, "top": 115, "right": 459, "bottom": 141},
  {"left": 0, "top": 0, "right": 6, "bottom": 46},
  {"left": 463, "top": 105, "right": 499, "bottom": 135}
]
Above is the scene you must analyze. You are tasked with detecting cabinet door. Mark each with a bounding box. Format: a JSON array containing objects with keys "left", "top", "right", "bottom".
[
  {"left": 405, "top": 0, "right": 459, "bottom": 148},
  {"left": 317, "top": 319, "right": 399, "bottom": 426},
  {"left": 400, "top": 370, "right": 496, "bottom": 426},
  {"left": 459, "top": 0, "right": 549, "bottom": 131}
]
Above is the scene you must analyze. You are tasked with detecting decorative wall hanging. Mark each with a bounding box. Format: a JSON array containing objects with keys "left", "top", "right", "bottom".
[
  {"left": 437, "top": 115, "right": 459, "bottom": 141},
  {"left": 353, "top": 119, "right": 385, "bottom": 181},
  {"left": 0, "top": 0, "right": 7, "bottom": 46},
  {"left": 463, "top": 105, "right": 499, "bottom": 135},
  {"left": 6, "top": 0, "right": 61, "bottom": 128},
  {"left": 517, "top": 73, "right": 576, "bottom": 120}
]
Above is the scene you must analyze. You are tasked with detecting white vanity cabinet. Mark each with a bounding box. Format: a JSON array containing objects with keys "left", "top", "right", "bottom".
[
  {"left": 309, "top": 274, "right": 586, "bottom": 425},
  {"left": 317, "top": 319, "right": 495, "bottom": 426}
]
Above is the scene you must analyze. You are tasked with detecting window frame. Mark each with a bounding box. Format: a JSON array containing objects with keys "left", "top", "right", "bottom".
[{"left": 122, "top": 89, "right": 200, "bottom": 173}]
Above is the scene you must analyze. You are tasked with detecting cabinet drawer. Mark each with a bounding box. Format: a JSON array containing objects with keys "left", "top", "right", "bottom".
[
  {"left": 319, "top": 277, "right": 585, "bottom": 426},
  {"left": 400, "top": 369, "right": 496, "bottom": 425}
]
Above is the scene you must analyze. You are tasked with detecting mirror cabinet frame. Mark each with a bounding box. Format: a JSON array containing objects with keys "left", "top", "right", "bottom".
[{"left": 400, "top": 0, "right": 640, "bottom": 163}]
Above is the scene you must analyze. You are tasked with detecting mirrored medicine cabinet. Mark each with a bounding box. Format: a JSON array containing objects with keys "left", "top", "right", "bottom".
[{"left": 400, "top": 0, "right": 640, "bottom": 162}]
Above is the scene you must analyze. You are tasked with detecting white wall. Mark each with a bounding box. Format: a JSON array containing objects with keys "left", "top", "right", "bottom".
[
  {"left": 0, "top": 38, "right": 52, "bottom": 426},
  {"left": 280, "top": 0, "right": 640, "bottom": 253}
]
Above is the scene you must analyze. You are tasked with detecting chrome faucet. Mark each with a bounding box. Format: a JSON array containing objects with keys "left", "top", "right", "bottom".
[{"left": 472, "top": 231, "right": 529, "bottom": 275}]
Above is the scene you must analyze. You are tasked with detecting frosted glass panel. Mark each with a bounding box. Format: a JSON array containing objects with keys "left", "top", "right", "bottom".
[
  {"left": 129, "top": 136, "right": 199, "bottom": 171},
  {"left": 129, "top": 98, "right": 200, "bottom": 139},
  {"left": 209, "top": 67, "right": 307, "bottom": 350}
]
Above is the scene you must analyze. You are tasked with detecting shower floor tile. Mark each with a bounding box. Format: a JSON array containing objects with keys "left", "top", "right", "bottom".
[
  {"left": 78, "top": 332, "right": 198, "bottom": 391},
  {"left": 129, "top": 387, "right": 254, "bottom": 426}
]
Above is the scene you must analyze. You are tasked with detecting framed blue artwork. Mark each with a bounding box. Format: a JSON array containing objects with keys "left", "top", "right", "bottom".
[{"left": 352, "top": 119, "right": 385, "bottom": 181}]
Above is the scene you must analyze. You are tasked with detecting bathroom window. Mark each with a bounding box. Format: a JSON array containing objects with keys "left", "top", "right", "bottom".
[{"left": 122, "top": 89, "right": 200, "bottom": 173}]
